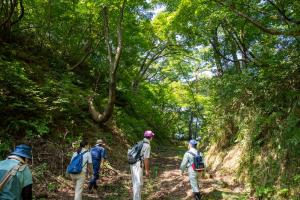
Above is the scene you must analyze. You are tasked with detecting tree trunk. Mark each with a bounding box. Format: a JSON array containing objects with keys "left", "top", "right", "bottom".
[
  {"left": 0, "top": 0, "right": 17, "bottom": 41},
  {"left": 188, "top": 112, "right": 193, "bottom": 140},
  {"left": 88, "top": 1, "right": 126, "bottom": 124},
  {"left": 211, "top": 27, "right": 224, "bottom": 76}
]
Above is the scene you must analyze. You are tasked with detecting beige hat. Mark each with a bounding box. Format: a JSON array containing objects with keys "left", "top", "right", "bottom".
[{"left": 96, "top": 139, "right": 104, "bottom": 144}]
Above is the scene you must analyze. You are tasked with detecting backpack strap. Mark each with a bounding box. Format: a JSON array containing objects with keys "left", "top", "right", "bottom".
[
  {"left": 187, "top": 151, "right": 198, "bottom": 167},
  {"left": 81, "top": 150, "right": 89, "bottom": 155},
  {"left": 187, "top": 151, "right": 196, "bottom": 157},
  {"left": 138, "top": 141, "right": 149, "bottom": 161},
  {"left": 81, "top": 150, "right": 89, "bottom": 167}
]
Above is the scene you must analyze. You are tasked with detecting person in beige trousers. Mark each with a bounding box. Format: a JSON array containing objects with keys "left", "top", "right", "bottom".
[{"left": 70, "top": 140, "right": 93, "bottom": 200}]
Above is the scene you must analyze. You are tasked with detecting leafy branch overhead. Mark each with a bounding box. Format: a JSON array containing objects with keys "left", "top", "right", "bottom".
[{"left": 213, "top": 0, "right": 300, "bottom": 36}]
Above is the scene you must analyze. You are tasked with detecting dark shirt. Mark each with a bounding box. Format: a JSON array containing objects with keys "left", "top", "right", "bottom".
[{"left": 91, "top": 145, "right": 107, "bottom": 162}]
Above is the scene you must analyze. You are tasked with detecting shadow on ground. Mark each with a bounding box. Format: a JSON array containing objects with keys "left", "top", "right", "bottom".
[{"left": 36, "top": 145, "right": 249, "bottom": 200}]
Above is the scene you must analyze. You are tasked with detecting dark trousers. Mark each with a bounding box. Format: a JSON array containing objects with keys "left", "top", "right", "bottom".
[{"left": 89, "top": 161, "right": 100, "bottom": 189}]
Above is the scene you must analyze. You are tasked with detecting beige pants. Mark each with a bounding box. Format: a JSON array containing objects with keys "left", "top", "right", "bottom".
[
  {"left": 188, "top": 167, "right": 199, "bottom": 192},
  {"left": 130, "top": 161, "right": 143, "bottom": 200},
  {"left": 70, "top": 172, "right": 86, "bottom": 200}
]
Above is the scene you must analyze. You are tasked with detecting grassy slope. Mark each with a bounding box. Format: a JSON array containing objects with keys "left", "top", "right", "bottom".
[{"left": 0, "top": 42, "right": 132, "bottom": 198}]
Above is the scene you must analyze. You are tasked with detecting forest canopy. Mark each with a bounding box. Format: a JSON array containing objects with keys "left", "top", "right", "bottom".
[{"left": 0, "top": 0, "right": 299, "bottom": 199}]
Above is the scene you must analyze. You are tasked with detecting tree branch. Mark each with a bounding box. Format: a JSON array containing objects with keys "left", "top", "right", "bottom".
[
  {"left": 209, "top": 39, "right": 247, "bottom": 63},
  {"left": 213, "top": 0, "right": 300, "bottom": 36},
  {"left": 88, "top": 96, "right": 102, "bottom": 122},
  {"left": 132, "top": 43, "right": 168, "bottom": 90},
  {"left": 113, "top": 0, "right": 126, "bottom": 74},
  {"left": 11, "top": 0, "right": 24, "bottom": 26},
  {"left": 68, "top": 39, "right": 101, "bottom": 70},
  {"left": 102, "top": 6, "right": 113, "bottom": 67},
  {"left": 266, "top": 0, "right": 300, "bottom": 25}
]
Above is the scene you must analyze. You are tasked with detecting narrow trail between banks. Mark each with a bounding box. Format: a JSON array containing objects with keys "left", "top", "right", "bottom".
[{"left": 51, "top": 146, "right": 248, "bottom": 200}]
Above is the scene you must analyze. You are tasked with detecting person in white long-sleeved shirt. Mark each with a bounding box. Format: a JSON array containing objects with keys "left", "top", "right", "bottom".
[
  {"left": 180, "top": 139, "right": 202, "bottom": 200},
  {"left": 70, "top": 140, "right": 93, "bottom": 200}
]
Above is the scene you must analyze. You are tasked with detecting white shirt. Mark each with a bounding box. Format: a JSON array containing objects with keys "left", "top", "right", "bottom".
[
  {"left": 141, "top": 138, "right": 151, "bottom": 159},
  {"left": 71, "top": 148, "right": 92, "bottom": 173}
]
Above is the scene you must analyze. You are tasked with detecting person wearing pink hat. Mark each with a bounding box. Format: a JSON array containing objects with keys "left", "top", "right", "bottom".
[{"left": 129, "top": 130, "right": 154, "bottom": 200}]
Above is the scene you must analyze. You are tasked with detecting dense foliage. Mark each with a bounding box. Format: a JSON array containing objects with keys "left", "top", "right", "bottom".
[
  {"left": 0, "top": 0, "right": 299, "bottom": 199},
  {"left": 153, "top": 0, "right": 300, "bottom": 198}
]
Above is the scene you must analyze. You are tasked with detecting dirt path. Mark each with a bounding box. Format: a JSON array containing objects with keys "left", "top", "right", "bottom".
[
  {"left": 143, "top": 146, "right": 248, "bottom": 200},
  {"left": 50, "top": 146, "right": 248, "bottom": 200}
]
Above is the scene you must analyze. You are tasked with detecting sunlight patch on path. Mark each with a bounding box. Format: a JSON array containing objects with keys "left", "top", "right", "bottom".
[{"left": 144, "top": 146, "right": 248, "bottom": 200}]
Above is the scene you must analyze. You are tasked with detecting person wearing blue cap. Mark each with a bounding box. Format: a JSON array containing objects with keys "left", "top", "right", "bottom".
[
  {"left": 180, "top": 139, "right": 203, "bottom": 200},
  {"left": 0, "top": 144, "right": 33, "bottom": 200}
]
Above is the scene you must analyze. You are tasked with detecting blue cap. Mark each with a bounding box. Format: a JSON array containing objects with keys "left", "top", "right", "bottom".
[
  {"left": 189, "top": 139, "right": 198, "bottom": 146},
  {"left": 10, "top": 144, "right": 32, "bottom": 159}
]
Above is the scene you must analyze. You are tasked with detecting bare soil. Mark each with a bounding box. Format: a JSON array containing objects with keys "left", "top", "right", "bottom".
[{"left": 34, "top": 145, "right": 250, "bottom": 200}]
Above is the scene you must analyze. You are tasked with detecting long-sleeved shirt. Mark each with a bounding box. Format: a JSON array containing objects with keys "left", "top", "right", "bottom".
[
  {"left": 180, "top": 147, "right": 201, "bottom": 172},
  {"left": 180, "top": 147, "right": 202, "bottom": 192},
  {"left": 180, "top": 148, "right": 203, "bottom": 171}
]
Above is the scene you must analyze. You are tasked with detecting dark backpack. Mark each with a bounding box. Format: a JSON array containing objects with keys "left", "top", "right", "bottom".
[
  {"left": 188, "top": 151, "right": 205, "bottom": 172},
  {"left": 67, "top": 150, "right": 88, "bottom": 174},
  {"left": 127, "top": 140, "right": 148, "bottom": 165}
]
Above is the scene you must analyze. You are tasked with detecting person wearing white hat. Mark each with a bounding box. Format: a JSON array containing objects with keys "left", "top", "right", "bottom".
[{"left": 88, "top": 139, "right": 107, "bottom": 192}]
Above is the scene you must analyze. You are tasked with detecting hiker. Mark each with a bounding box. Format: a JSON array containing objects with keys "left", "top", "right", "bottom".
[
  {"left": 69, "top": 140, "right": 93, "bottom": 200},
  {"left": 180, "top": 139, "right": 204, "bottom": 200},
  {"left": 129, "top": 130, "right": 154, "bottom": 200},
  {"left": 0, "top": 144, "right": 33, "bottom": 200},
  {"left": 88, "top": 139, "right": 107, "bottom": 192}
]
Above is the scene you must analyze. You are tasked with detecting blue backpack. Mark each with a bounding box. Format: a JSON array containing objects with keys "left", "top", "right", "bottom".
[
  {"left": 67, "top": 151, "right": 88, "bottom": 174},
  {"left": 188, "top": 151, "right": 205, "bottom": 172}
]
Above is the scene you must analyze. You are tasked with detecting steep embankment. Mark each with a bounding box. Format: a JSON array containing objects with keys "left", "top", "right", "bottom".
[
  {"left": 206, "top": 144, "right": 244, "bottom": 186},
  {"left": 0, "top": 42, "right": 130, "bottom": 199},
  {"left": 205, "top": 140, "right": 300, "bottom": 199},
  {"left": 30, "top": 124, "right": 134, "bottom": 199}
]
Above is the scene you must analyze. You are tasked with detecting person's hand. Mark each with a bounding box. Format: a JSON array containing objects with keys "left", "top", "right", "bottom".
[{"left": 145, "top": 170, "right": 150, "bottom": 178}]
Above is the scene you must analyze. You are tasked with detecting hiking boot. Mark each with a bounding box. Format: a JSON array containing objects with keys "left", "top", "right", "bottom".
[
  {"left": 88, "top": 184, "right": 93, "bottom": 193},
  {"left": 193, "top": 192, "right": 202, "bottom": 200},
  {"left": 94, "top": 185, "right": 98, "bottom": 190}
]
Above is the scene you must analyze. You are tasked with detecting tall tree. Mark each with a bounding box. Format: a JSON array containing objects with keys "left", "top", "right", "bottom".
[
  {"left": 0, "top": 0, "right": 24, "bottom": 40},
  {"left": 88, "top": 0, "right": 126, "bottom": 124}
]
